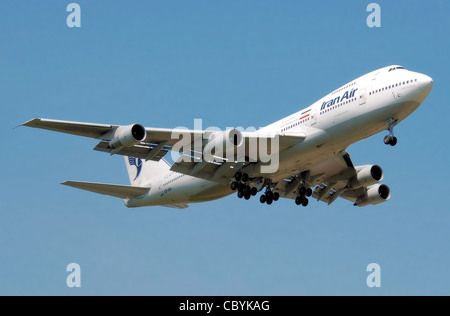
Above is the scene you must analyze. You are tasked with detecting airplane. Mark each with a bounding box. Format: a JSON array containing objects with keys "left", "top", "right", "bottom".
[{"left": 23, "top": 65, "right": 433, "bottom": 209}]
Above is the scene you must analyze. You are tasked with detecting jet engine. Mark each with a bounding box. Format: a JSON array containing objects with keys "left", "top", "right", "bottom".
[
  {"left": 109, "top": 124, "right": 147, "bottom": 149},
  {"left": 203, "top": 129, "right": 244, "bottom": 160},
  {"left": 354, "top": 184, "right": 391, "bottom": 207},
  {"left": 350, "top": 165, "right": 384, "bottom": 188}
]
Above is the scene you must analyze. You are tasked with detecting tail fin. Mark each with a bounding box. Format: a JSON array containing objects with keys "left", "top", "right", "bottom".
[{"left": 125, "top": 156, "right": 172, "bottom": 187}]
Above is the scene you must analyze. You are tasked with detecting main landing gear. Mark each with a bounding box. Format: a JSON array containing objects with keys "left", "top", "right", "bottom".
[
  {"left": 384, "top": 118, "right": 398, "bottom": 147},
  {"left": 231, "top": 172, "right": 281, "bottom": 205},
  {"left": 259, "top": 187, "right": 280, "bottom": 205},
  {"left": 295, "top": 185, "right": 312, "bottom": 207},
  {"left": 230, "top": 172, "right": 257, "bottom": 200}
]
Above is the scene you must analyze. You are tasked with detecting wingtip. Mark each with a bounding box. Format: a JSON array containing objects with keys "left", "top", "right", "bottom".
[
  {"left": 21, "top": 118, "right": 41, "bottom": 127},
  {"left": 12, "top": 118, "right": 38, "bottom": 130}
]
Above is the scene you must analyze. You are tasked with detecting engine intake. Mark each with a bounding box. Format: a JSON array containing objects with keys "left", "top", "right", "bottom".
[
  {"left": 109, "top": 124, "right": 147, "bottom": 149},
  {"left": 354, "top": 184, "right": 391, "bottom": 207},
  {"left": 203, "top": 129, "right": 244, "bottom": 160},
  {"left": 350, "top": 165, "right": 384, "bottom": 188}
]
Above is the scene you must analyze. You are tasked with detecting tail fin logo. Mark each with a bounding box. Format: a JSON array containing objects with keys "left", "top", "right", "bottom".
[{"left": 128, "top": 157, "right": 143, "bottom": 180}]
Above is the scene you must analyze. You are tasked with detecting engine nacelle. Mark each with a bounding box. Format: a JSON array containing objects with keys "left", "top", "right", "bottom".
[
  {"left": 349, "top": 165, "right": 384, "bottom": 188},
  {"left": 354, "top": 184, "right": 391, "bottom": 207},
  {"left": 109, "top": 124, "right": 147, "bottom": 149},
  {"left": 203, "top": 129, "right": 244, "bottom": 160}
]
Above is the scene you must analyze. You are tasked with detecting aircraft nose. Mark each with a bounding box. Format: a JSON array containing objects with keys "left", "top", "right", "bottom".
[{"left": 419, "top": 74, "right": 433, "bottom": 93}]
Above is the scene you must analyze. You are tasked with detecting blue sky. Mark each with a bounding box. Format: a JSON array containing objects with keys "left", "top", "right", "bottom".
[{"left": 1, "top": 1, "right": 449, "bottom": 295}]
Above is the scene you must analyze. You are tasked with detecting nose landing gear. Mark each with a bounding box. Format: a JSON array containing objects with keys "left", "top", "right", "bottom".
[{"left": 384, "top": 118, "right": 398, "bottom": 147}]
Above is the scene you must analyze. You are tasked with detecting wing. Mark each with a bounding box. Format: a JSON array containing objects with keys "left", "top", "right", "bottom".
[
  {"left": 273, "top": 151, "right": 390, "bottom": 207},
  {"left": 23, "top": 118, "right": 115, "bottom": 138},
  {"left": 23, "top": 118, "right": 307, "bottom": 184},
  {"left": 23, "top": 118, "right": 204, "bottom": 162},
  {"left": 170, "top": 132, "right": 307, "bottom": 184}
]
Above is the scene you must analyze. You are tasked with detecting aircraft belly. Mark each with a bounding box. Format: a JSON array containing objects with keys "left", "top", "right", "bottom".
[
  {"left": 186, "top": 183, "right": 232, "bottom": 203},
  {"left": 267, "top": 139, "right": 338, "bottom": 182}
]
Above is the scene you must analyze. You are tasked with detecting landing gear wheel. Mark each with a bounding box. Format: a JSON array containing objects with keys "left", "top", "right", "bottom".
[
  {"left": 242, "top": 185, "right": 250, "bottom": 195},
  {"left": 260, "top": 195, "right": 267, "bottom": 204},
  {"left": 266, "top": 198, "right": 273, "bottom": 205},
  {"left": 302, "top": 198, "right": 309, "bottom": 207},
  {"left": 305, "top": 188, "right": 312, "bottom": 197},
  {"left": 384, "top": 135, "right": 392, "bottom": 145},
  {"left": 234, "top": 172, "right": 242, "bottom": 182},
  {"left": 295, "top": 196, "right": 303, "bottom": 206},
  {"left": 241, "top": 173, "right": 249, "bottom": 182},
  {"left": 266, "top": 191, "right": 274, "bottom": 200},
  {"left": 389, "top": 136, "right": 398, "bottom": 147},
  {"left": 230, "top": 182, "right": 238, "bottom": 191},
  {"left": 244, "top": 193, "right": 251, "bottom": 200},
  {"left": 250, "top": 187, "right": 258, "bottom": 196},
  {"left": 299, "top": 187, "right": 306, "bottom": 196},
  {"left": 237, "top": 191, "right": 244, "bottom": 199},
  {"left": 273, "top": 192, "right": 280, "bottom": 201}
]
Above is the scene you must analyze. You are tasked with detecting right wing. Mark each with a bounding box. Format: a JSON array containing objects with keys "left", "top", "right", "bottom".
[{"left": 273, "top": 152, "right": 391, "bottom": 207}]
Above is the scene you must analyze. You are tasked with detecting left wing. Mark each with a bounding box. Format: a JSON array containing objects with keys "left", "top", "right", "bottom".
[
  {"left": 23, "top": 118, "right": 307, "bottom": 183},
  {"left": 23, "top": 118, "right": 204, "bottom": 161},
  {"left": 23, "top": 118, "right": 116, "bottom": 138}
]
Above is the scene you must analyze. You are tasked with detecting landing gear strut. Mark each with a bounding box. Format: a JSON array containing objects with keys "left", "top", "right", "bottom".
[{"left": 384, "top": 118, "right": 398, "bottom": 147}]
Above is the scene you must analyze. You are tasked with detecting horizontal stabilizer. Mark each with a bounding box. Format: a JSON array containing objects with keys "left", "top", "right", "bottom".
[{"left": 62, "top": 181, "right": 149, "bottom": 199}]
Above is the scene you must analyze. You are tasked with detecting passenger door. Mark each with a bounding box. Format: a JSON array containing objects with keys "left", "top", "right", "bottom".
[{"left": 359, "top": 88, "right": 367, "bottom": 105}]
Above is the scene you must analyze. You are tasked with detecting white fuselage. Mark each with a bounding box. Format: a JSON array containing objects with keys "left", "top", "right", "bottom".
[{"left": 126, "top": 66, "right": 433, "bottom": 207}]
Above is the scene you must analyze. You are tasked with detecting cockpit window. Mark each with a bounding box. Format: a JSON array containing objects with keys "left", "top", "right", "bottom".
[{"left": 389, "top": 66, "right": 406, "bottom": 72}]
